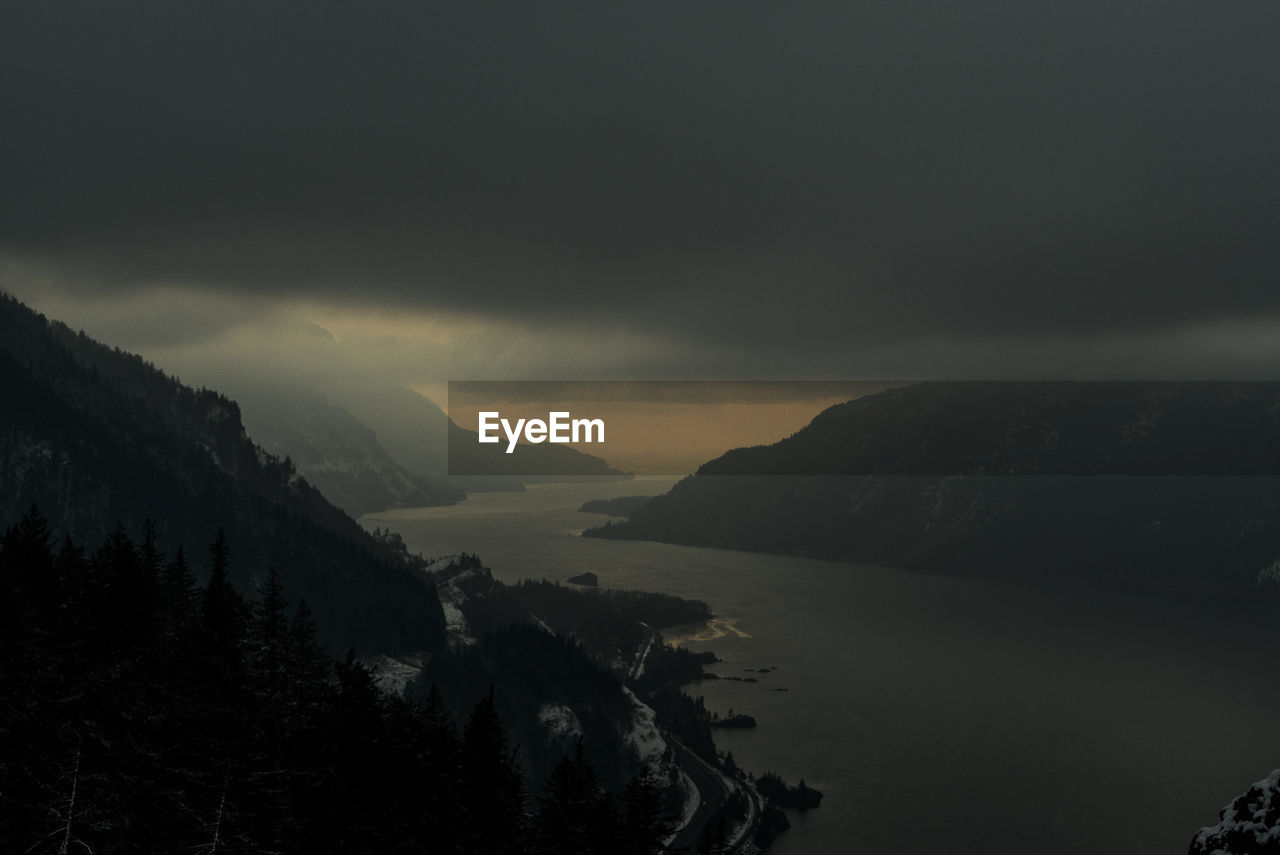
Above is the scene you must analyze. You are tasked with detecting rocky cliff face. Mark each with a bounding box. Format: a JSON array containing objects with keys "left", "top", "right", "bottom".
[{"left": 1190, "top": 770, "right": 1280, "bottom": 854}]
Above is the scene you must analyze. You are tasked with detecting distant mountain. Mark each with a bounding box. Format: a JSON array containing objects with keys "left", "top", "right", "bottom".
[
  {"left": 0, "top": 293, "right": 444, "bottom": 651},
  {"left": 588, "top": 382, "right": 1280, "bottom": 593},
  {"left": 445, "top": 418, "right": 626, "bottom": 479},
  {"left": 231, "top": 383, "right": 464, "bottom": 516},
  {"left": 332, "top": 382, "right": 453, "bottom": 479}
]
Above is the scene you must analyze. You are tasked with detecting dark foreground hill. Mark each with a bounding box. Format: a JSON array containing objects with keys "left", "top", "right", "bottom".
[
  {"left": 0, "top": 293, "right": 443, "bottom": 650},
  {"left": 0, "top": 511, "right": 677, "bottom": 855},
  {"left": 588, "top": 382, "right": 1280, "bottom": 593}
]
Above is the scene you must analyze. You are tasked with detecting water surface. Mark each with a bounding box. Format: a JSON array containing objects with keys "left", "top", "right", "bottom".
[{"left": 366, "top": 477, "right": 1280, "bottom": 854}]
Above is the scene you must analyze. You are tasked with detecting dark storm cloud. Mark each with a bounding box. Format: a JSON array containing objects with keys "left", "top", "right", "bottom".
[{"left": 3, "top": 1, "right": 1279, "bottom": 352}]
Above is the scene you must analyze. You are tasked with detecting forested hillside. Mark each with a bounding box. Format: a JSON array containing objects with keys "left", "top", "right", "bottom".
[
  {"left": 591, "top": 382, "right": 1280, "bottom": 592},
  {"left": 0, "top": 509, "right": 671, "bottom": 855},
  {"left": 0, "top": 293, "right": 443, "bottom": 650},
  {"left": 232, "top": 382, "right": 464, "bottom": 517}
]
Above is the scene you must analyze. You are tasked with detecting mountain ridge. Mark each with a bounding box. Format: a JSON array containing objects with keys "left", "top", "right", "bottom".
[
  {"left": 0, "top": 292, "right": 445, "bottom": 651},
  {"left": 231, "top": 382, "right": 465, "bottom": 516},
  {"left": 589, "top": 381, "right": 1280, "bottom": 594}
]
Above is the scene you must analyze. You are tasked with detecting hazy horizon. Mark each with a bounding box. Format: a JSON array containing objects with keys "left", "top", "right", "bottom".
[{"left": 4, "top": 2, "right": 1280, "bottom": 392}]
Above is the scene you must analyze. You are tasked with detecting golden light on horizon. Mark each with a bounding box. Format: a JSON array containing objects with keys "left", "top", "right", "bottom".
[{"left": 448, "top": 381, "right": 898, "bottom": 474}]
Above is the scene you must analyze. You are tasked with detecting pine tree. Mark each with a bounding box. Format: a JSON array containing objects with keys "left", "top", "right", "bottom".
[
  {"left": 93, "top": 523, "right": 153, "bottom": 650},
  {"left": 201, "top": 529, "right": 248, "bottom": 692},
  {"left": 331, "top": 649, "right": 384, "bottom": 787},
  {"left": 403, "top": 681, "right": 460, "bottom": 848},
  {"left": 308, "top": 649, "right": 388, "bottom": 849},
  {"left": 697, "top": 814, "right": 727, "bottom": 855},
  {"left": 53, "top": 534, "right": 90, "bottom": 650},
  {"left": 243, "top": 563, "right": 294, "bottom": 839},
  {"left": 460, "top": 691, "right": 527, "bottom": 855},
  {"left": 535, "top": 740, "right": 604, "bottom": 855},
  {"left": 587, "top": 790, "right": 622, "bottom": 855},
  {"left": 140, "top": 519, "right": 165, "bottom": 583},
  {"left": 0, "top": 504, "right": 58, "bottom": 631},
  {"left": 158, "top": 546, "right": 199, "bottom": 646},
  {"left": 210, "top": 527, "right": 231, "bottom": 580},
  {"left": 621, "top": 769, "right": 673, "bottom": 855},
  {"left": 288, "top": 598, "right": 332, "bottom": 700},
  {"left": 0, "top": 506, "right": 60, "bottom": 847},
  {"left": 418, "top": 681, "right": 459, "bottom": 779},
  {"left": 249, "top": 568, "right": 289, "bottom": 700}
]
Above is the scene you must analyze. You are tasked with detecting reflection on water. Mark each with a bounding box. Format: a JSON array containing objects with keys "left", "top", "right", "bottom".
[
  {"left": 365, "top": 477, "right": 1280, "bottom": 855},
  {"left": 667, "top": 616, "right": 752, "bottom": 644}
]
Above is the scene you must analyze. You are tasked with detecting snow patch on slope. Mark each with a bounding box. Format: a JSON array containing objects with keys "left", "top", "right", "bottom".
[
  {"left": 673, "top": 770, "right": 701, "bottom": 843},
  {"left": 1191, "top": 768, "right": 1280, "bottom": 854},
  {"left": 619, "top": 686, "right": 668, "bottom": 772},
  {"left": 1256, "top": 558, "right": 1280, "bottom": 590},
  {"left": 430, "top": 555, "right": 494, "bottom": 645},
  {"left": 364, "top": 654, "right": 426, "bottom": 697},
  {"left": 538, "top": 703, "right": 584, "bottom": 741}
]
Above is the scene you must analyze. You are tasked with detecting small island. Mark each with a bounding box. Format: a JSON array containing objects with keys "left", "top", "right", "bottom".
[
  {"left": 757, "top": 772, "right": 824, "bottom": 810},
  {"left": 566, "top": 571, "right": 599, "bottom": 586}
]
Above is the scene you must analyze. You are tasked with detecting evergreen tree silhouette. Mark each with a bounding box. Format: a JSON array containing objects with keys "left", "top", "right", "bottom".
[
  {"left": 460, "top": 690, "right": 527, "bottom": 855},
  {"left": 621, "top": 769, "right": 673, "bottom": 854},
  {"left": 535, "top": 739, "right": 605, "bottom": 854}
]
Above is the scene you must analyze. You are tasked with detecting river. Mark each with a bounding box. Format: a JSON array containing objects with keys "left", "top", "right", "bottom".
[{"left": 365, "top": 476, "right": 1280, "bottom": 855}]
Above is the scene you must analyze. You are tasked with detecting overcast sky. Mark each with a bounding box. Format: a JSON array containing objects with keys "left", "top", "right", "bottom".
[{"left": 3, "top": 1, "right": 1280, "bottom": 387}]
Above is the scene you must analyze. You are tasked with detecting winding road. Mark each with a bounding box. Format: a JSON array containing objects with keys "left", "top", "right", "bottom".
[{"left": 666, "top": 737, "right": 760, "bottom": 854}]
